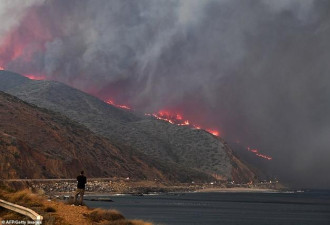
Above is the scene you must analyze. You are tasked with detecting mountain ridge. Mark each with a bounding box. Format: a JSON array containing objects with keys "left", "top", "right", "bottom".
[
  {"left": 0, "top": 70, "right": 259, "bottom": 183},
  {"left": 0, "top": 91, "right": 211, "bottom": 181}
]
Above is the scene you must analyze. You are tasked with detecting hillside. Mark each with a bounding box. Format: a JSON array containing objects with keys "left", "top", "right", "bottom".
[
  {"left": 0, "top": 70, "right": 259, "bottom": 183},
  {"left": 0, "top": 91, "right": 211, "bottom": 181}
]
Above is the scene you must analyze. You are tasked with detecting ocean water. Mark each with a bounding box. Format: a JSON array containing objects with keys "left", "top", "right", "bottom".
[{"left": 85, "top": 190, "right": 330, "bottom": 225}]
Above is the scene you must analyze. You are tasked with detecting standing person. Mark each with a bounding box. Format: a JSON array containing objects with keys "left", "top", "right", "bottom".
[{"left": 73, "top": 170, "right": 87, "bottom": 205}]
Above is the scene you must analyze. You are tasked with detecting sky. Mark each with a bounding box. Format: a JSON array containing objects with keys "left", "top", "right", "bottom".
[{"left": 0, "top": 0, "right": 330, "bottom": 188}]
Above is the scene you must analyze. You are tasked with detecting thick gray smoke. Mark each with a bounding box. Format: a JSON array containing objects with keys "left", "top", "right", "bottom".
[
  {"left": 0, "top": 0, "right": 44, "bottom": 40},
  {"left": 1, "top": 0, "right": 330, "bottom": 188}
]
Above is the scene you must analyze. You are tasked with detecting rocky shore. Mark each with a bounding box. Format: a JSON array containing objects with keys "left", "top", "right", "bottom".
[{"left": 1, "top": 178, "right": 283, "bottom": 198}]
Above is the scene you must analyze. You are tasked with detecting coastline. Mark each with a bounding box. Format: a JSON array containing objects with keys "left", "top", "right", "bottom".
[
  {"left": 1, "top": 179, "right": 283, "bottom": 197},
  {"left": 195, "top": 187, "right": 279, "bottom": 193},
  {"left": 57, "top": 187, "right": 280, "bottom": 198}
]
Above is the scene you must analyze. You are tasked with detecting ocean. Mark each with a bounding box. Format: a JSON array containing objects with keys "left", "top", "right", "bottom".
[{"left": 85, "top": 190, "right": 330, "bottom": 225}]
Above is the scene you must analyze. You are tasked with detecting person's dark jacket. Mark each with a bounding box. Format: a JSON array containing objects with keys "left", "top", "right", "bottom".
[{"left": 77, "top": 175, "right": 87, "bottom": 189}]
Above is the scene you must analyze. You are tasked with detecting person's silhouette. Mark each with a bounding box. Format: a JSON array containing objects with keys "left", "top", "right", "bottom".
[{"left": 73, "top": 170, "right": 87, "bottom": 205}]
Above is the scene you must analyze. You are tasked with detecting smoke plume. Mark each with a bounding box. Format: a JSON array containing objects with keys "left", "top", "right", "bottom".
[{"left": 1, "top": 0, "right": 330, "bottom": 188}]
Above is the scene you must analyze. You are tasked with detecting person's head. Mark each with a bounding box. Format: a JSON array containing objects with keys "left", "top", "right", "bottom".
[{"left": 80, "top": 170, "right": 84, "bottom": 175}]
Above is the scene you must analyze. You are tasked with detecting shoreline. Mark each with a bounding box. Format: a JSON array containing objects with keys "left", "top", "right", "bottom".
[
  {"left": 55, "top": 187, "right": 281, "bottom": 198},
  {"left": 195, "top": 187, "right": 279, "bottom": 193},
  {"left": 1, "top": 179, "right": 284, "bottom": 197}
]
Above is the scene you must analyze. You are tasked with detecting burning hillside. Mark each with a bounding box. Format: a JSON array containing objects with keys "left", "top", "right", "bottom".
[
  {"left": 0, "top": 70, "right": 263, "bottom": 183},
  {"left": 247, "top": 147, "right": 272, "bottom": 160},
  {"left": 106, "top": 99, "right": 131, "bottom": 110},
  {"left": 146, "top": 110, "right": 272, "bottom": 160},
  {"left": 0, "top": 0, "right": 276, "bottom": 172},
  {"left": 105, "top": 99, "right": 272, "bottom": 161},
  {"left": 24, "top": 74, "right": 46, "bottom": 80},
  {"left": 104, "top": 99, "right": 221, "bottom": 136},
  {"left": 0, "top": 67, "right": 272, "bottom": 162},
  {"left": 145, "top": 110, "right": 220, "bottom": 136},
  {"left": 1, "top": 65, "right": 46, "bottom": 80}
]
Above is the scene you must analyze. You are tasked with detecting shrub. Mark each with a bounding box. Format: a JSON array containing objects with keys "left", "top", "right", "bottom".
[
  {"left": 4, "top": 189, "right": 43, "bottom": 207},
  {"left": 1, "top": 211, "right": 27, "bottom": 220},
  {"left": 44, "top": 206, "right": 56, "bottom": 212},
  {"left": 87, "top": 208, "right": 125, "bottom": 222}
]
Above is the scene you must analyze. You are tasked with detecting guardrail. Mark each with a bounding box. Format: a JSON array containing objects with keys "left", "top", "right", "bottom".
[{"left": 0, "top": 199, "right": 43, "bottom": 224}]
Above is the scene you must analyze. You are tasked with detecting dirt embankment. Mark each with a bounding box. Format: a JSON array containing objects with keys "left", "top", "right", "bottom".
[{"left": 0, "top": 185, "right": 152, "bottom": 225}]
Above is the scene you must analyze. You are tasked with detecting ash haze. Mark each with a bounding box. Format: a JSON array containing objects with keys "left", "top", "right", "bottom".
[{"left": 1, "top": 0, "right": 330, "bottom": 188}]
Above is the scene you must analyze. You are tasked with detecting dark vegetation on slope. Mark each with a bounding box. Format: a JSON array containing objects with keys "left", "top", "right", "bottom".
[
  {"left": 0, "top": 70, "right": 259, "bottom": 183},
  {"left": 0, "top": 91, "right": 211, "bottom": 182}
]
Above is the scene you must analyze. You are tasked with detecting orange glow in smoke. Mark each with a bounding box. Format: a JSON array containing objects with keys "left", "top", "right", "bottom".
[
  {"left": 0, "top": 7, "right": 54, "bottom": 69},
  {"left": 0, "top": 6, "right": 272, "bottom": 162}
]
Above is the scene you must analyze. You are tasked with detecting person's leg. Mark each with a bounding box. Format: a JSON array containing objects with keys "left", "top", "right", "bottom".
[
  {"left": 73, "top": 189, "right": 80, "bottom": 204},
  {"left": 79, "top": 189, "right": 85, "bottom": 205}
]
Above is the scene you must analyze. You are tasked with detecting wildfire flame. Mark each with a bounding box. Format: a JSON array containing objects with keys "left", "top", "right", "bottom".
[
  {"left": 247, "top": 147, "right": 272, "bottom": 160},
  {"left": 0, "top": 66, "right": 46, "bottom": 80},
  {"left": 206, "top": 129, "right": 219, "bottom": 136},
  {"left": 105, "top": 99, "right": 131, "bottom": 110},
  {"left": 24, "top": 74, "right": 46, "bottom": 80},
  {"left": 145, "top": 110, "right": 220, "bottom": 136}
]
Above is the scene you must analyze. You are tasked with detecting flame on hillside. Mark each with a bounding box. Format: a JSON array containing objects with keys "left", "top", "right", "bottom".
[
  {"left": 105, "top": 99, "right": 131, "bottom": 110},
  {"left": 247, "top": 147, "right": 272, "bottom": 160},
  {"left": 145, "top": 110, "right": 272, "bottom": 160},
  {"left": 24, "top": 74, "right": 46, "bottom": 80},
  {"left": 0, "top": 65, "right": 46, "bottom": 80},
  {"left": 145, "top": 110, "right": 220, "bottom": 137}
]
